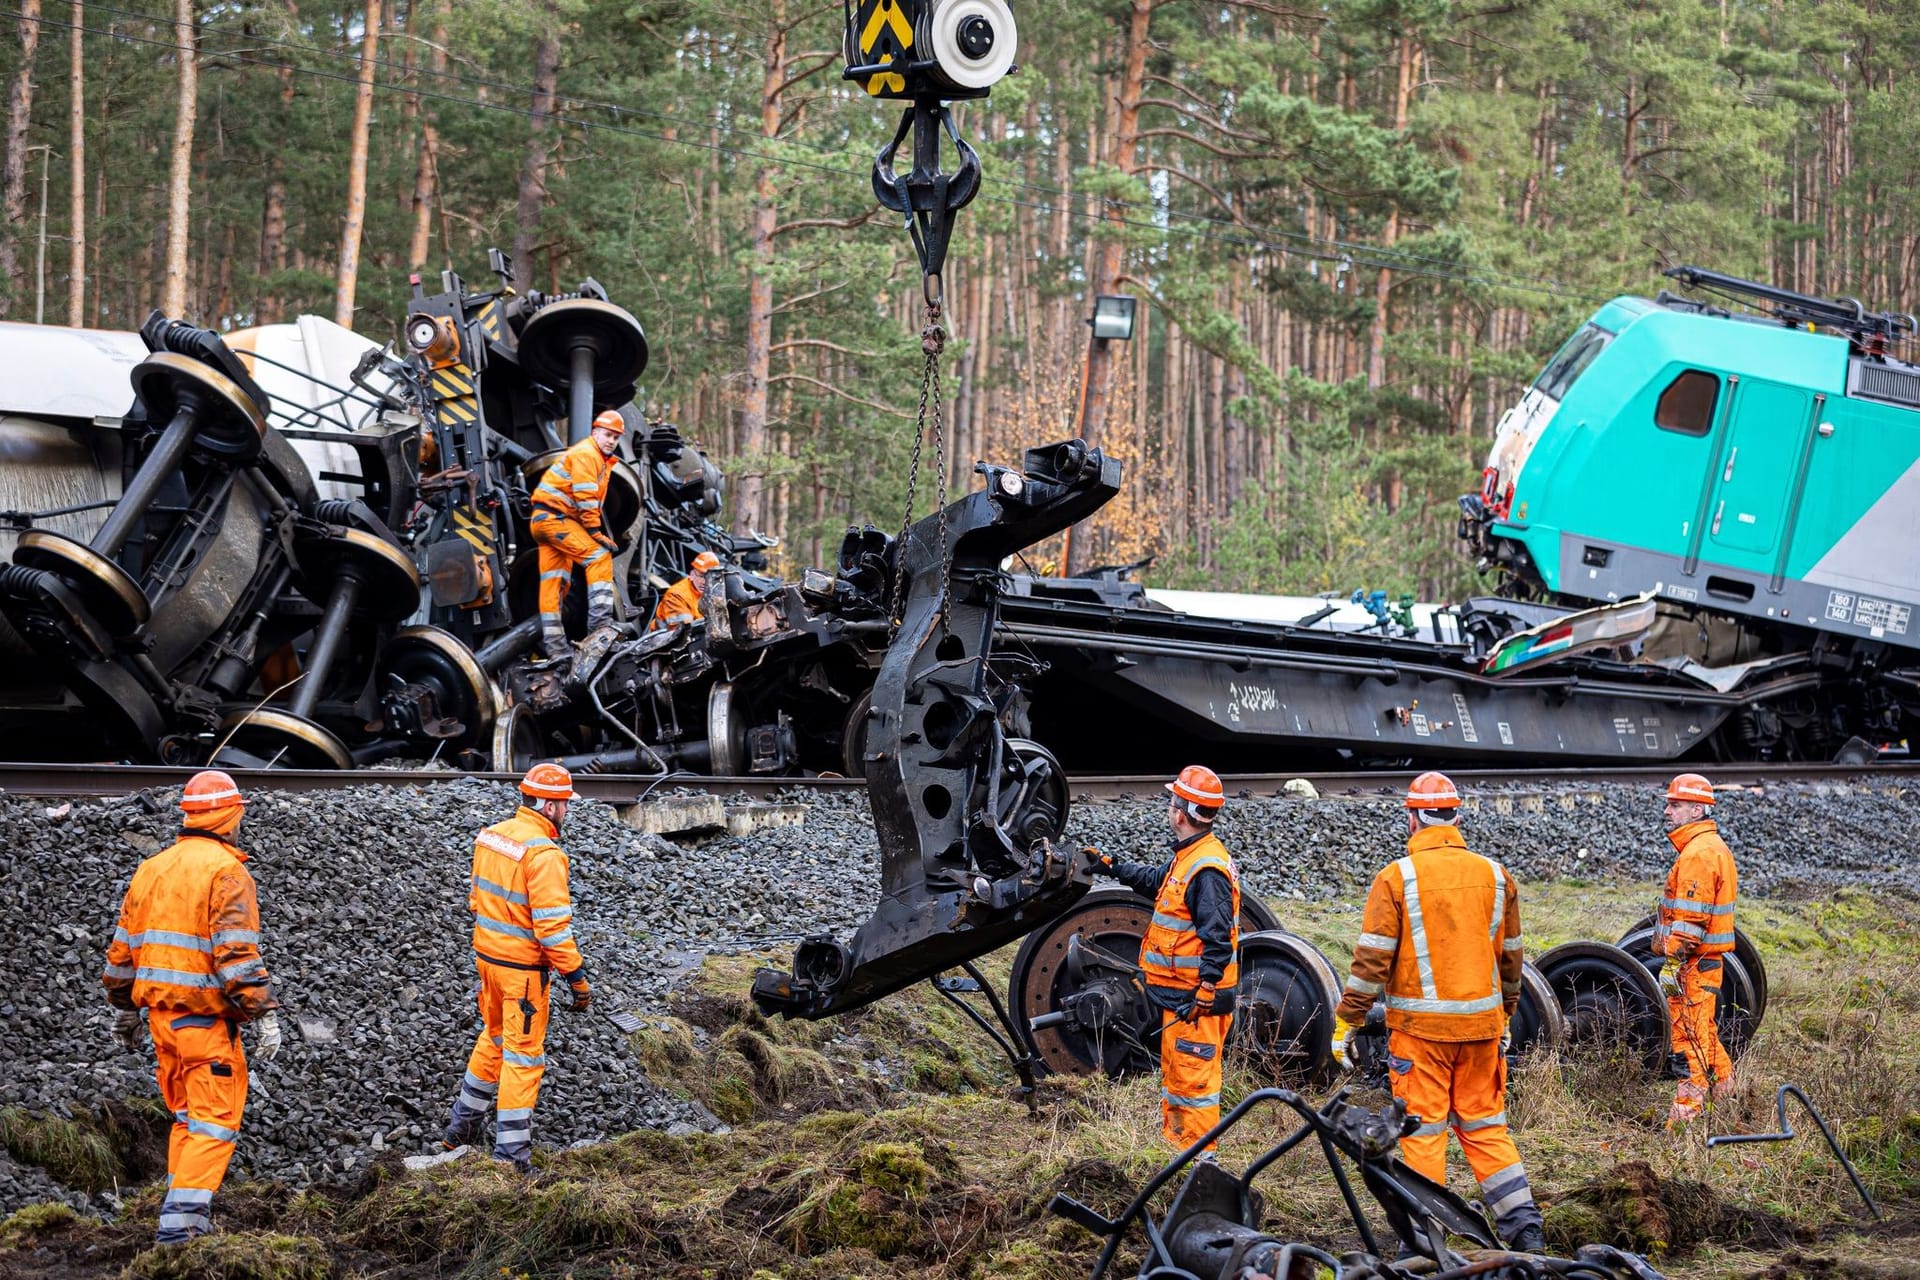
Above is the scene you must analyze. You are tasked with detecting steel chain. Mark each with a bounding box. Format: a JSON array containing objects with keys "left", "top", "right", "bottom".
[{"left": 888, "top": 302, "right": 951, "bottom": 638}]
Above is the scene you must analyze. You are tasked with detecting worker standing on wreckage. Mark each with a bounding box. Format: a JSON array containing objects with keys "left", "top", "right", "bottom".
[
  {"left": 1087, "top": 765, "right": 1242, "bottom": 1153},
  {"left": 1331, "top": 771, "right": 1546, "bottom": 1253},
  {"left": 530, "top": 409, "right": 628, "bottom": 660},
  {"left": 1656, "top": 772, "right": 1738, "bottom": 1129},
  {"left": 101, "top": 771, "right": 284, "bottom": 1245},
  {"left": 441, "top": 763, "right": 594, "bottom": 1174}
]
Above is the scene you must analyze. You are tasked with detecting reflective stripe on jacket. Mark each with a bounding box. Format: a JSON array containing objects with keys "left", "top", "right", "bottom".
[
  {"left": 1335, "top": 824, "right": 1522, "bottom": 1042},
  {"left": 469, "top": 807, "right": 585, "bottom": 975},
  {"left": 102, "top": 834, "right": 277, "bottom": 1019},
  {"left": 530, "top": 438, "right": 613, "bottom": 530},
  {"left": 1658, "top": 819, "right": 1737, "bottom": 960},
  {"left": 1139, "top": 833, "right": 1240, "bottom": 992}
]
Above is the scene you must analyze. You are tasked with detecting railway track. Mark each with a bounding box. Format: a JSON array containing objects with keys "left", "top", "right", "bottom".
[{"left": 0, "top": 758, "right": 1911, "bottom": 804}]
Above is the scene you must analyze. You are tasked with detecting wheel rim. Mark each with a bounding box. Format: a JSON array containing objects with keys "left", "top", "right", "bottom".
[{"left": 1536, "top": 940, "right": 1671, "bottom": 1071}]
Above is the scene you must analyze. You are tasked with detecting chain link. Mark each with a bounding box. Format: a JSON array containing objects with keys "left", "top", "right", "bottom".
[{"left": 886, "top": 302, "right": 951, "bottom": 639}]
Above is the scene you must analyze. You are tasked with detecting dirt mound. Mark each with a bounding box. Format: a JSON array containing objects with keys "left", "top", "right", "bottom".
[{"left": 1545, "top": 1160, "right": 1801, "bottom": 1256}]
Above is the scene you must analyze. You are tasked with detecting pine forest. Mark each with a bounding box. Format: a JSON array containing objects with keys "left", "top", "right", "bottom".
[{"left": 2, "top": 0, "right": 1914, "bottom": 598}]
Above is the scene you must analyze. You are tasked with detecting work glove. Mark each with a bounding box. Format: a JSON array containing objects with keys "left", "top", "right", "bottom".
[
  {"left": 1082, "top": 846, "right": 1115, "bottom": 875},
  {"left": 565, "top": 971, "right": 592, "bottom": 1013},
  {"left": 252, "top": 1010, "right": 283, "bottom": 1063},
  {"left": 1658, "top": 967, "right": 1682, "bottom": 1001},
  {"left": 112, "top": 1009, "right": 145, "bottom": 1052},
  {"left": 1331, "top": 1015, "right": 1357, "bottom": 1069}
]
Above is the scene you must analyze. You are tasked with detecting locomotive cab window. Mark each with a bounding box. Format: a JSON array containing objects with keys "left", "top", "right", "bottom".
[{"left": 1655, "top": 370, "right": 1719, "bottom": 435}]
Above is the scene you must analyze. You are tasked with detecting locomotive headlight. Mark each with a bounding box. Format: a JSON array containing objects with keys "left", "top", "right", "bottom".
[{"left": 925, "top": 0, "right": 1017, "bottom": 91}]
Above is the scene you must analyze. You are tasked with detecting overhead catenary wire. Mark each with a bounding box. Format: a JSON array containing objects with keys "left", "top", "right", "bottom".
[
  {"left": 66, "top": 0, "right": 1591, "bottom": 296},
  {"left": 18, "top": 3, "right": 1603, "bottom": 304}
]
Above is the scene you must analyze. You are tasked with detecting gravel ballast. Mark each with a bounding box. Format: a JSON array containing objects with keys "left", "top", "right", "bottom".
[{"left": 0, "top": 773, "right": 1911, "bottom": 1213}]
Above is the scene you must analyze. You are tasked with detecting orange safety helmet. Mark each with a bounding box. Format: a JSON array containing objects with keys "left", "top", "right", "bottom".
[
  {"left": 1404, "top": 770, "right": 1461, "bottom": 810},
  {"left": 180, "top": 770, "right": 245, "bottom": 813},
  {"left": 521, "top": 761, "right": 581, "bottom": 802},
  {"left": 1665, "top": 772, "right": 1715, "bottom": 805},
  {"left": 691, "top": 550, "right": 721, "bottom": 574},
  {"left": 1166, "top": 764, "right": 1225, "bottom": 812},
  {"left": 592, "top": 409, "right": 626, "bottom": 437}
]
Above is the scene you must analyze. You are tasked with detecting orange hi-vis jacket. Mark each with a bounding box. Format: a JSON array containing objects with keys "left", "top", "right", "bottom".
[
  {"left": 470, "top": 807, "right": 585, "bottom": 976},
  {"left": 531, "top": 437, "right": 614, "bottom": 531},
  {"left": 1658, "top": 819, "right": 1737, "bottom": 961},
  {"left": 1336, "top": 824, "right": 1523, "bottom": 1042},
  {"left": 1140, "top": 833, "right": 1241, "bottom": 993},
  {"left": 102, "top": 834, "right": 277, "bottom": 1020},
  {"left": 649, "top": 576, "right": 704, "bottom": 631}
]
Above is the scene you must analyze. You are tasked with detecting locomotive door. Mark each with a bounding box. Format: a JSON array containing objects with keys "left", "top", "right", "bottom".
[{"left": 1706, "top": 378, "right": 1808, "bottom": 558}]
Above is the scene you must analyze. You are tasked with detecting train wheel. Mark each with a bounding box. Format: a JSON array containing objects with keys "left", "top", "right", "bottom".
[
  {"left": 489, "top": 702, "right": 542, "bottom": 773},
  {"left": 1508, "top": 960, "right": 1566, "bottom": 1058},
  {"left": 376, "top": 625, "right": 495, "bottom": 751},
  {"left": 1535, "top": 941, "right": 1671, "bottom": 1073},
  {"left": 215, "top": 707, "right": 354, "bottom": 769},
  {"left": 1007, "top": 888, "right": 1337, "bottom": 1081},
  {"left": 1618, "top": 913, "right": 1767, "bottom": 1025},
  {"left": 1617, "top": 925, "right": 1761, "bottom": 1060}
]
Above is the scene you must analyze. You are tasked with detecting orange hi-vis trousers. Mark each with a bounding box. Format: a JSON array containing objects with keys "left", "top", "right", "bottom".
[
  {"left": 1388, "top": 1029, "right": 1542, "bottom": 1242},
  {"left": 1159, "top": 1008, "right": 1231, "bottom": 1150},
  {"left": 1667, "top": 955, "right": 1733, "bottom": 1123},
  {"left": 530, "top": 514, "right": 615, "bottom": 657},
  {"left": 151, "top": 1013, "right": 247, "bottom": 1243},
  {"left": 447, "top": 960, "right": 552, "bottom": 1165}
]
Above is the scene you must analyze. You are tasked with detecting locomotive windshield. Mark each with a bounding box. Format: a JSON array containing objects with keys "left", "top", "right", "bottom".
[{"left": 1533, "top": 323, "right": 1612, "bottom": 400}]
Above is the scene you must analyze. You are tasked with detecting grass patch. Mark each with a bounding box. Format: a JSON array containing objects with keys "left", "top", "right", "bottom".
[
  {"left": 0, "top": 1200, "right": 83, "bottom": 1246},
  {"left": 0, "top": 1108, "right": 120, "bottom": 1193},
  {"left": 123, "top": 1231, "right": 332, "bottom": 1280}
]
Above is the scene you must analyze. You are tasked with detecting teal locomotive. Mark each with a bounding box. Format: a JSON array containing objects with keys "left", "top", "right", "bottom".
[{"left": 1459, "top": 266, "right": 1920, "bottom": 757}]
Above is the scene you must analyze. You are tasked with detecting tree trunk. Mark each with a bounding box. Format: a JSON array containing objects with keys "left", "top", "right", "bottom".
[
  {"left": 511, "top": 19, "right": 562, "bottom": 292},
  {"left": 1071, "top": 0, "right": 1151, "bottom": 570},
  {"left": 2, "top": 0, "right": 43, "bottom": 313},
  {"left": 408, "top": 0, "right": 451, "bottom": 270},
  {"left": 333, "top": 0, "right": 381, "bottom": 328},
  {"left": 736, "top": 0, "right": 788, "bottom": 536},
  {"left": 160, "top": 0, "right": 198, "bottom": 318},
  {"left": 66, "top": 0, "right": 83, "bottom": 325}
]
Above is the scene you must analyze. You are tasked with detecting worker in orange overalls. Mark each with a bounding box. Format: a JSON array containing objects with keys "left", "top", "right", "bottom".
[
  {"left": 102, "top": 771, "right": 283, "bottom": 1245},
  {"left": 1331, "top": 771, "right": 1544, "bottom": 1254},
  {"left": 1088, "top": 765, "right": 1241, "bottom": 1152},
  {"left": 530, "top": 409, "right": 626, "bottom": 659},
  {"left": 1656, "top": 772, "right": 1738, "bottom": 1128},
  {"left": 649, "top": 549, "right": 719, "bottom": 631},
  {"left": 442, "top": 762, "right": 593, "bottom": 1173}
]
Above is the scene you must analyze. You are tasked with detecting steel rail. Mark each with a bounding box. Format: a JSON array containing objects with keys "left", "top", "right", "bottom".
[{"left": 0, "top": 759, "right": 1911, "bottom": 803}]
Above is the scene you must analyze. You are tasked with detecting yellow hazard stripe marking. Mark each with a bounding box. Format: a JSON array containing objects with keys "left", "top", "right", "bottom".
[
  {"left": 439, "top": 396, "right": 478, "bottom": 424},
  {"left": 478, "top": 302, "right": 502, "bottom": 341}
]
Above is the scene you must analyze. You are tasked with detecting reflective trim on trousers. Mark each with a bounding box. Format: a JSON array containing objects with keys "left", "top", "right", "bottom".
[
  {"left": 1454, "top": 1110, "right": 1508, "bottom": 1133},
  {"left": 1481, "top": 1162, "right": 1536, "bottom": 1220},
  {"left": 1412, "top": 1118, "right": 1450, "bottom": 1137},
  {"left": 1386, "top": 991, "right": 1504, "bottom": 1015},
  {"left": 504, "top": 1049, "right": 547, "bottom": 1067},
  {"left": 1162, "top": 1086, "right": 1220, "bottom": 1109},
  {"left": 186, "top": 1117, "right": 240, "bottom": 1143},
  {"left": 1396, "top": 857, "right": 1439, "bottom": 999}
]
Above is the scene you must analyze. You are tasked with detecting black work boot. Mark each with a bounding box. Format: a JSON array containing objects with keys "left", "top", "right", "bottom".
[{"left": 1506, "top": 1223, "right": 1546, "bottom": 1253}]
